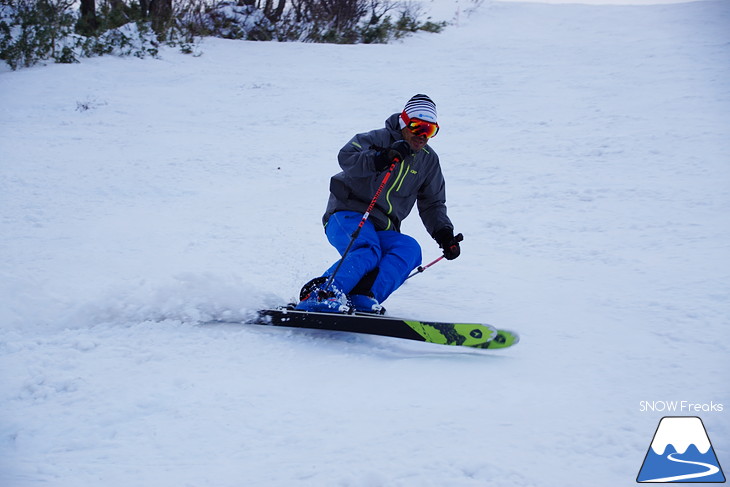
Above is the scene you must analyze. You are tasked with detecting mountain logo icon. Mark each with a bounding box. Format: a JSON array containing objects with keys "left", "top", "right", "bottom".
[{"left": 637, "top": 416, "right": 726, "bottom": 483}]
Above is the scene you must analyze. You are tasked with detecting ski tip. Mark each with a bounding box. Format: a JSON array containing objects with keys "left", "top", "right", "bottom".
[{"left": 486, "top": 329, "right": 520, "bottom": 349}]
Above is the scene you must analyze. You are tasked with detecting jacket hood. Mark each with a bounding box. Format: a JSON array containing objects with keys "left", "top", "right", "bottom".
[{"left": 385, "top": 113, "right": 403, "bottom": 139}]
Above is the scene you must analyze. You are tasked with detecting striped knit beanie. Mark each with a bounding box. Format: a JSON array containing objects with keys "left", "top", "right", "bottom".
[{"left": 399, "top": 94, "right": 437, "bottom": 129}]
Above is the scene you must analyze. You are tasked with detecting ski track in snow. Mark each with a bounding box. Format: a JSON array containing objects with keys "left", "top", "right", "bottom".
[
  {"left": 1, "top": 1, "right": 729, "bottom": 486},
  {"left": 648, "top": 453, "right": 721, "bottom": 482}
]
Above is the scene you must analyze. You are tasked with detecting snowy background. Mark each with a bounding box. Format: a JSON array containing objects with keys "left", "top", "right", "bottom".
[{"left": 1, "top": 0, "right": 729, "bottom": 486}]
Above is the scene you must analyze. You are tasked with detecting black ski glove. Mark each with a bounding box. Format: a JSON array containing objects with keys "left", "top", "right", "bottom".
[
  {"left": 374, "top": 140, "right": 411, "bottom": 171},
  {"left": 434, "top": 228, "right": 462, "bottom": 260}
]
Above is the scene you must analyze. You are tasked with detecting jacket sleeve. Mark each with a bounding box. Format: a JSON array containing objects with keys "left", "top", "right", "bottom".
[
  {"left": 337, "top": 130, "right": 388, "bottom": 177},
  {"left": 417, "top": 158, "right": 453, "bottom": 237}
]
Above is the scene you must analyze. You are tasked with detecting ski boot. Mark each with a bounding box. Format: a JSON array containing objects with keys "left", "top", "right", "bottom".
[
  {"left": 295, "top": 277, "right": 350, "bottom": 313},
  {"left": 349, "top": 293, "right": 385, "bottom": 315},
  {"left": 347, "top": 269, "right": 385, "bottom": 314}
]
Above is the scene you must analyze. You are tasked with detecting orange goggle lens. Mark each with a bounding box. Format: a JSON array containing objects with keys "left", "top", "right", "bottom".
[{"left": 407, "top": 119, "right": 439, "bottom": 139}]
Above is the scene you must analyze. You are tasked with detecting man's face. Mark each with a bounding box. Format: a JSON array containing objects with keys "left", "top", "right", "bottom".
[{"left": 401, "top": 126, "right": 429, "bottom": 152}]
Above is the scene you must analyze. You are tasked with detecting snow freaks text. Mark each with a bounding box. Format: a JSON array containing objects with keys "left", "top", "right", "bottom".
[{"left": 639, "top": 401, "right": 724, "bottom": 413}]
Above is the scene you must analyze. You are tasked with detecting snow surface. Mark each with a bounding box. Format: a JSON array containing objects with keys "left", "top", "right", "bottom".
[{"left": 1, "top": 1, "right": 729, "bottom": 486}]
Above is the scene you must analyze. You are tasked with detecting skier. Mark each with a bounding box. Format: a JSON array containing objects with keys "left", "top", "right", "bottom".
[{"left": 295, "top": 94, "right": 462, "bottom": 314}]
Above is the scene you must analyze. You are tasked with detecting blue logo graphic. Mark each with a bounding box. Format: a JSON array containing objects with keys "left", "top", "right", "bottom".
[{"left": 637, "top": 416, "right": 726, "bottom": 483}]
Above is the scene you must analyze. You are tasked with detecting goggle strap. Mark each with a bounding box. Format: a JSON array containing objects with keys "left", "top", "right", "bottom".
[{"left": 400, "top": 111, "right": 411, "bottom": 126}]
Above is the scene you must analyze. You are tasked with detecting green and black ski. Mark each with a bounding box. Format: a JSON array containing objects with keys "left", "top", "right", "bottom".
[{"left": 246, "top": 307, "right": 519, "bottom": 350}]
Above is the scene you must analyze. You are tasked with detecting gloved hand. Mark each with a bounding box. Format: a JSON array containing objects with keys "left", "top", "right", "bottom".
[
  {"left": 434, "top": 228, "right": 462, "bottom": 260},
  {"left": 374, "top": 140, "right": 411, "bottom": 171}
]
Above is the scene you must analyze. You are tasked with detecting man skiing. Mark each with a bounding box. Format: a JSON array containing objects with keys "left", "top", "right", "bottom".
[{"left": 295, "top": 94, "right": 462, "bottom": 314}]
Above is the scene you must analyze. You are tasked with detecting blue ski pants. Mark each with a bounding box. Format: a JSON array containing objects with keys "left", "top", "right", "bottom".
[{"left": 323, "top": 211, "right": 422, "bottom": 303}]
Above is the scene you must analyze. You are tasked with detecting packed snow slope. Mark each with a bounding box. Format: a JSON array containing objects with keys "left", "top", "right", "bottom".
[{"left": 1, "top": 1, "right": 729, "bottom": 486}]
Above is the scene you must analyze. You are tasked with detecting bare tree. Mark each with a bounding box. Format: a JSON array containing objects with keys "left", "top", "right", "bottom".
[
  {"left": 149, "top": 0, "right": 172, "bottom": 33},
  {"left": 262, "top": 0, "right": 285, "bottom": 22},
  {"left": 78, "top": 0, "right": 99, "bottom": 34}
]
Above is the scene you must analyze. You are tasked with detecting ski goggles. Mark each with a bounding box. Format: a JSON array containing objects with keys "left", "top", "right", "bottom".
[{"left": 401, "top": 111, "right": 439, "bottom": 139}]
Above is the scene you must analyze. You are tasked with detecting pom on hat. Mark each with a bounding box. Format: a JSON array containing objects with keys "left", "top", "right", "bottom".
[{"left": 399, "top": 94, "right": 437, "bottom": 129}]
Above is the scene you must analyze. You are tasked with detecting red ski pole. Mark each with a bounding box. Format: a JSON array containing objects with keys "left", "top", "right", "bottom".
[
  {"left": 323, "top": 160, "right": 399, "bottom": 293},
  {"left": 406, "top": 233, "right": 463, "bottom": 280}
]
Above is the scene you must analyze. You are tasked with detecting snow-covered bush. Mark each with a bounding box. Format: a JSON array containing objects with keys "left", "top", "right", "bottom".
[
  {"left": 180, "top": 1, "right": 275, "bottom": 40},
  {"left": 84, "top": 20, "right": 160, "bottom": 58},
  {"left": 0, "top": 0, "right": 162, "bottom": 69},
  {"left": 184, "top": 0, "right": 445, "bottom": 43},
  {"left": 0, "top": 0, "right": 77, "bottom": 69},
  {"left": 1, "top": 0, "right": 446, "bottom": 70}
]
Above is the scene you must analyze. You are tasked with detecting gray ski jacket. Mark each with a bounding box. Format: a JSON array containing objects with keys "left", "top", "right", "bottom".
[{"left": 323, "top": 113, "right": 453, "bottom": 238}]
